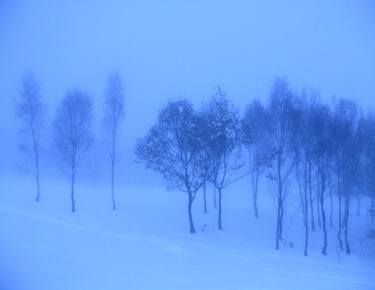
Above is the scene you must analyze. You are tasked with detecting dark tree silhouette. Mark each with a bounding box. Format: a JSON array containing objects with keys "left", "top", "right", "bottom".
[
  {"left": 242, "top": 100, "right": 267, "bottom": 219},
  {"left": 203, "top": 87, "right": 244, "bottom": 230},
  {"left": 264, "top": 78, "right": 296, "bottom": 250},
  {"left": 292, "top": 92, "right": 317, "bottom": 256},
  {"left": 311, "top": 104, "right": 333, "bottom": 255},
  {"left": 16, "top": 72, "right": 46, "bottom": 202},
  {"left": 332, "top": 100, "right": 358, "bottom": 254},
  {"left": 103, "top": 72, "right": 125, "bottom": 210},
  {"left": 53, "top": 89, "right": 93, "bottom": 213},
  {"left": 135, "top": 100, "right": 210, "bottom": 234}
]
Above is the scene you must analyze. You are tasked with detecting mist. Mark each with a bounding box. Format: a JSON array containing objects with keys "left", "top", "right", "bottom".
[
  {"left": 1, "top": 0, "right": 375, "bottom": 181},
  {"left": 1, "top": 1, "right": 375, "bottom": 290}
]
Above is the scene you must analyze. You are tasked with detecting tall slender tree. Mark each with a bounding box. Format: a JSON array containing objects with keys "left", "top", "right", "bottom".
[
  {"left": 16, "top": 72, "right": 46, "bottom": 202},
  {"left": 291, "top": 92, "right": 316, "bottom": 256},
  {"left": 203, "top": 87, "right": 244, "bottom": 230},
  {"left": 242, "top": 100, "right": 267, "bottom": 219},
  {"left": 53, "top": 89, "right": 93, "bottom": 213},
  {"left": 311, "top": 104, "right": 333, "bottom": 255},
  {"left": 264, "top": 78, "right": 296, "bottom": 250},
  {"left": 332, "top": 99, "right": 358, "bottom": 254},
  {"left": 103, "top": 72, "right": 125, "bottom": 210}
]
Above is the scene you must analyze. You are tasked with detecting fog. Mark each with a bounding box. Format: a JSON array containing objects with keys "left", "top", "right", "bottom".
[{"left": 1, "top": 0, "right": 375, "bottom": 182}]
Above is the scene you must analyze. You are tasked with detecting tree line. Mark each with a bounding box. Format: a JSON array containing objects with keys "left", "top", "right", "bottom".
[
  {"left": 16, "top": 72, "right": 125, "bottom": 212},
  {"left": 16, "top": 73, "right": 375, "bottom": 256}
]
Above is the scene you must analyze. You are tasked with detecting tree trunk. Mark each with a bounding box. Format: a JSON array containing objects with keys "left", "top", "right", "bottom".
[
  {"left": 329, "top": 183, "right": 334, "bottom": 228},
  {"left": 275, "top": 153, "right": 283, "bottom": 250},
  {"left": 338, "top": 192, "right": 343, "bottom": 250},
  {"left": 344, "top": 196, "right": 351, "bottom": 255},
  {"left": 188, "top": 193, "right": 196, "bottom": 234},
  {"left": 308, "top": 169, "right": 315, "bottom": 231},
  {"left": 33, "top": 138, "right": 41, "bottom": 202},
  {"left": 320, "top": 183, "right": 328, "bottom": 255},
  {"left": 316, "top": 174, "right": 322, "bottom": 228},
  {"left": 303, "top": 178, "right": 309, "bottom": 256},
  {"left": 35, "top": 152, "right": 41, "bottom": 202},
  {"left": 110, "top": 155, "right": 116, "bottom": 210},
  {"left": 71, "top": 167, "right": 76, "bottom": 213},
  {"left": 252, "top": 168, "right": 259, "bottom": 218},
  {"left": 203, "top": 182, "right": 207, "bottom": 214},
  {"left": 218, "top": 188, "right": 223, "bottom": 230},
  {"left": 213, "top": 185, "right": 217, "bottom": 209},
  {"left": 110, "top": 131, "right": 117, "bottom": 210},
  {"left": 275, "top": 199, "right": 282, "bottom": 250}
]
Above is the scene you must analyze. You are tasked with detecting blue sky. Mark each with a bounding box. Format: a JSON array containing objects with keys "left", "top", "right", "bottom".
[{"left": 0, "top": 0, "right": 374, "bottom": 179}]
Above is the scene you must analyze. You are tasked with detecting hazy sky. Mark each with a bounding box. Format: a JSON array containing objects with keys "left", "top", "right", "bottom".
[{"left": 1, "top": 0, "right": 374, "bottom": 181}]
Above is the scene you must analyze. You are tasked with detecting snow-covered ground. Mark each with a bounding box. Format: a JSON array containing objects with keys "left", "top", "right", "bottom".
[{"left": 0, "top": 176, "right": 374, "bottom": 290}]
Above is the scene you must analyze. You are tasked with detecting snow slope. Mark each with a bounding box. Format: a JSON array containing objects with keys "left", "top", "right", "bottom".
[{"left": 0, "top": 176, "right": 374, "bottom": 290}]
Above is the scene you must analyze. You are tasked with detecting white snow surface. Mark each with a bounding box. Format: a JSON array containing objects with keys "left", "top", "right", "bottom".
[{"left": 0, "top": 176, "right": 374, "bottom": 290}]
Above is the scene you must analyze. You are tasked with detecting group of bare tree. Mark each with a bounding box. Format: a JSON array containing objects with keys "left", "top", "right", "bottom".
[
  {"left": 16, "top": 72, "right": 375, "bottom": 255},
  {"left": 137, "top": 78, "right": 375, "bottom": 256},
  {"left": 16, "top": 72, "right": 125, "bottom": 212}
]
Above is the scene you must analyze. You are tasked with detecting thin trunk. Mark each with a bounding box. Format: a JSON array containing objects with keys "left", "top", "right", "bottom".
[
  {"left": 203, "top": 182, "right": 207, "bottom": 214},
  {"left": 344, "top": 196, "right": 351, "bottom": 255},
  {"left": 213, "top": 185, "right": 217, "bottom": 209},
  {"left": 275, "top": 153, "right": 283, "bottom": 250},
  {"left": 329, "top": 183, "right": 334, "bottom": 228},
  {"left": 35, "top": 151, "right": 41, "bottom": 202},
  {"left": 252, "top": 168, "right": 259, "bottom": 218},
  {"left": 188, "top": 193, "right": 196, "bottom": 234},
  {"left": 110, "top": 156, "right": 116, "bottom": 210},
  {"left": 316, "top": 172, "right": 322, "bottom": 228},
  {"left": 320, "top": 175, "right": 328, "bottom": 255},
  {"left": 71, "top": 166, "right": 76, "bottom": 213},
  {"left": 308, "top": 167, "right": 315, "bottom": 231},
  {"left": 275, "top": 199, "right": 282, "bottom": 250},
  {"left": 110, "top": 131, "right": 117, "bottom": 210},
  {"left": 303, "top": 171, "right": 309, "bottom": 256},
  {"left": 338, "top": 192, "right": 343, "bottom": 250},
  {"left": 279, "top": 201, "right": 284, "bottom": 241},
  {"left": 32, "top": 136, "right": 41, "bottom": 202},
  {"left": 218, "top": 188, "right": 223, "bottom": 230}
]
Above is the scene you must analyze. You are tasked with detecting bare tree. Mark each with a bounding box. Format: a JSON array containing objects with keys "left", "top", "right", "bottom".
[
  {"left": 103, "top": 72, "right": 125, "bottom": 210},
  {"left": 264, "top": 78, "right": 296, "bottom": 250},
  {"left": 203, "top": 87, "right": 244, "bottom": 230},
  {"left": 332, "top": 99, "right": 358, "bottom": 254},
  {"left": 135, "top": 100, "right": 210, "bottom": 233},
  {"left": 242, "top": 100, "right": 267, "bottom": 219},
  {"left": 362, "top": 115, "right": 375, "bottom": 238},
  {"left": 292, "top": 94, "right": 312, "bottom": 256},
  {"left": 16, "top": 72, "right": 46, "bottom": 202},
  {"left": 311, "top": 104, "right": 333, "bottom": 255},
  {"left": 53, "top": 89, "right": 93, "bottom": 213}
]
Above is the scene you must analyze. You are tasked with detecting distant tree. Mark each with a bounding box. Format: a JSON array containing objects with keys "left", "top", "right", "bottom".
[
  {"left": 135, "top": 100, "right": 210, "bottom": 234},
  {"left": 242, "top": 100, "right": 267, "bottom": 219},
  {"left": 264, "top": 78, "right": 296, "bottom": 250},
  {"left": 291, "top": 92, "right": 316, "bottom": 256},
  {"left": 311, "top": 104, "right": 333, "bottom": 255},
  {"left": 332, "top": 100, "right": 358, "bottom": 254},
  {"left": 196, "top": 112, "right": 214, "bottom": 214},
  {"left": 362, "top": 115, "right": 375, "bottom": 235},
  {"left": 103, "top": 72, "right": 125, "bottom": 210},
  {"left": 15, "top": 72, "right": 46, "bottom": 202},
  {"left": 203, "top": 87, "right": 244, "bottom": 230},
  {"left": 352, "top": 115, "right": 368, "bottom": 217},
  {"left": 53, "top": 90, "right": 93, "bottom": 213}
]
